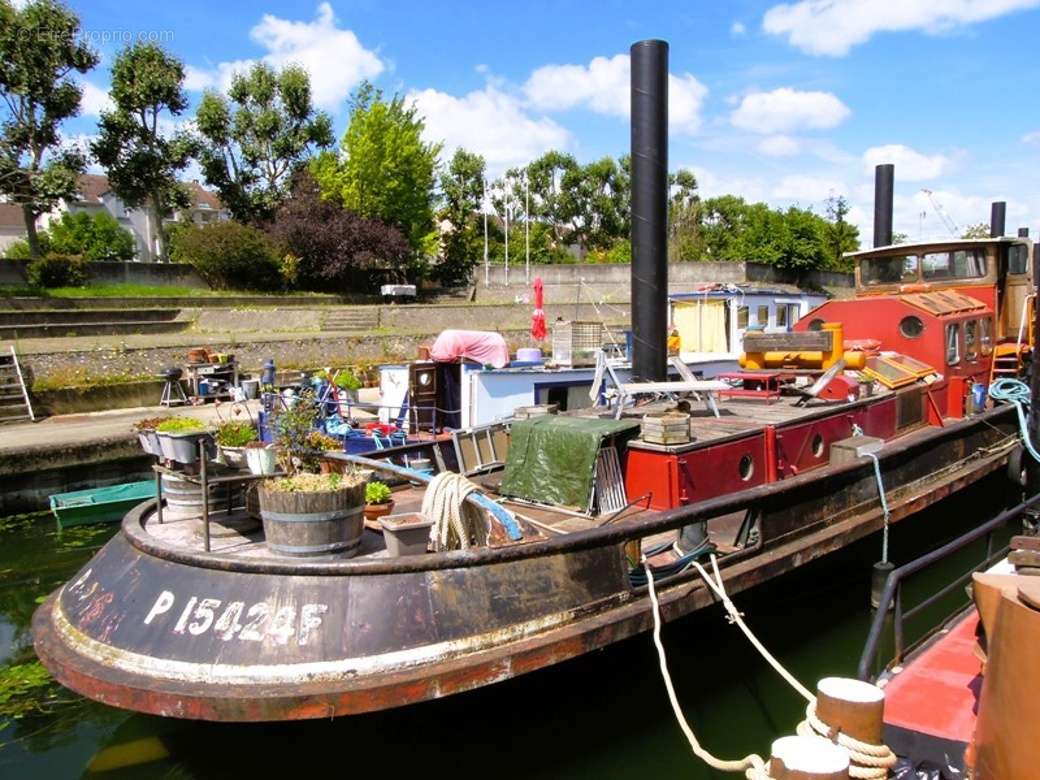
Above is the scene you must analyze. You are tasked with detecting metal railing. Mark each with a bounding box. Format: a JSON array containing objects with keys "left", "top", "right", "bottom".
[{"left": 857, "top": 490, "right": 1040, "bottom": 681}]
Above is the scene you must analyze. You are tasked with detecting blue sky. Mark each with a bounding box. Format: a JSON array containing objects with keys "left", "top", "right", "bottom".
[{"left": 62, "top": 0, "right": 1040, "bottom": 243}]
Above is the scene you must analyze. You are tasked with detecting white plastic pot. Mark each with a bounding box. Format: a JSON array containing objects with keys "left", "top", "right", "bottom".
[{"left": 246, "top": 446, "right": 278, "bottom": 475}]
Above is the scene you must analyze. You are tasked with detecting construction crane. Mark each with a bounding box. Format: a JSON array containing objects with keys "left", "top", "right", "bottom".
[{"left": 920, "top": 189, "right": 960, "bottom": 237}]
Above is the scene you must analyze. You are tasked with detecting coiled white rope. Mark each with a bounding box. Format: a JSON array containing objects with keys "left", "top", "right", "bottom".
[
  {"left": 644, "top": 554, "right": 896, "bottom": 779},
  {"left": 421, "top": 472, "right": 490, "bottom": 551}
]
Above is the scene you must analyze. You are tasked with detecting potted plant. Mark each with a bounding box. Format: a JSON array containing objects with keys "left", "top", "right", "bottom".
[
  {"left": 301, "top": 431, "right": 342, "bottom": 473},
  {"left": 258, "top": 470, "right": 369, "bottom": 557},
  {"left": 155, "top": 417, "right": 212, "bottom": 464},
  {"left": 334, "top": 369, "right": 362, "bottom": 402},
  {"left": 379, "top": 512, "right": 433, "bottom": 556},
  {"left": 132, "top": 416, "right": 171, "bottom": 457},
  {"left": 215, "top": 420, "right": 258, "bottom": 469},
  {"left": 245, "top": 441, "right": 278, "bottom": 475},
  {"left": 271, "top": 390, "right": 319, "bottom": 475},
  {"left": 364, "top": 480, "right": 395, "bottom": 522}
]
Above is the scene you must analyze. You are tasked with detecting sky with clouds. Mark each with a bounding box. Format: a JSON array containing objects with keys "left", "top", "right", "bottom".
[{"left": 63, "top": 0, "right": 1040, "bottom": 246}]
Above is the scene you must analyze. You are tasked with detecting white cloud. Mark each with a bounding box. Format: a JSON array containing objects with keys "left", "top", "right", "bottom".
[
  {"left": 185, "top": 3, "right": 384, "bottom": 111},
  {"left": 772, "top": 174, "right": 846, "bottom": 202},
  {"left": 79, "top": 80, "right": 113, "bottom": 116},
  {"left": 523, "top": 53, "right": 708, "bottom": 134},
  {"left": 408, "top": 86, "right": 571, "bottom": 176},
  {"left": 763, "top": 0, "right": 1040, "bottom": 57},
  {"left": 862, "top": 144, "right": 949, "bottom": 181},
  {"left": 1023, "top": 130, "right": 1040, "bottom": 145},
  {"left": 758, "top": 134, "right": 801, "bottom": 156},
  {"left": 731, "top": 21, "right": 747, "bottom": 35},
  {"left": 731, "top": 87, "right": 850, "bottom": 133}
]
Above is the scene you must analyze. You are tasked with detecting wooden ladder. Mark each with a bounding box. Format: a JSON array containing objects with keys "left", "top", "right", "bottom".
[
  {"left": 0, "top": 346, "right": 34, "bottom": 424},
  {"left": 990, "top": 343, "right": 1026, "bottom": 384}
]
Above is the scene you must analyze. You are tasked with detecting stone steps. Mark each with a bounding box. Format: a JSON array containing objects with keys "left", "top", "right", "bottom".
[
  {"left": 321, "top": 308, "right": 380, "bottom": 332},
  {"left": 0, "top": 308, "right": 180, "bottom": 325},
  {"left": 0, "top": 320, "right": 190, "bottom": 339}
]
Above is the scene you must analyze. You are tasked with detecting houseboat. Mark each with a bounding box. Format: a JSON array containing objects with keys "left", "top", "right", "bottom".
[{"left": 33, "top": 39, "right": 1036, "bottom": 724}]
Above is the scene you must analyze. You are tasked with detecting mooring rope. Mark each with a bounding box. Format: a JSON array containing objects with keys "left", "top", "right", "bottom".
[
  {"left": 421, "top": 472, "right": 490, "bottom": 551},
  {"left": 990, "top": 377, "right": 1040, "bottom": 463},
  {"left": 642, "top": 557, "right": 773, "bottom": 780},
  {"left": 644, "top": 554, "right": 897, "bottom": 779},
  {"left": 862, "top": 451, "right": 891, "bottom": 565}
]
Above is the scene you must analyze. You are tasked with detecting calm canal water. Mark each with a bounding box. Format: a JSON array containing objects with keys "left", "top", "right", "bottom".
[{"left": 0, "top": 474, "right": 1018, "bottom": 779}]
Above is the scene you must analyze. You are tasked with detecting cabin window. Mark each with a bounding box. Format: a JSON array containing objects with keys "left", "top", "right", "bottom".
[
  {"left": 776, "top": 305, "right": 787, "bottom": 328},
  {"left": 756, "top": 305, "right": 770, "bottom": 327},
  {"left": 1009, "top": 245, "right": 1029, "bottom": 275},
  {"left": 808, "top": 318, "right": 824, "bottom": 331},
  {"left": 980, "top": 317, "right": 993, "bottom": 355},
  {"left": 899, "top": 315, "right": 924, "bottom": 339},
  {"left": 738, "top": 454, "right": 754, "bottom": 481},
  {"left": 922, "top": 250, "right": 986, "bottom": 280},
  {"left": 775, "top": 304, "right": 800, "bottom": 330},
  {"left": 861, "top": 254, "right": 917, "bottom": 285},
  {"left": 946, "top": 323, "right": 961, "bottom": 365},
  {"left": 965, "top": 319, "right": 978, "bottom": 361},
  {"left": 737, "top": 306, "right": 749, "bottom": 330}
]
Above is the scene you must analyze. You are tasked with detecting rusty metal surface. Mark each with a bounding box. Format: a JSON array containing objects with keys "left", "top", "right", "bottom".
[{"left": 32, "top": 406, "right": 1019, "bottom": 721}]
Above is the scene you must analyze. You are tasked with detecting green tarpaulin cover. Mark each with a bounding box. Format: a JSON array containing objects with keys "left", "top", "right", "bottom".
[{"left": 500, "top": 416, "right": 641, "bottom": 510}]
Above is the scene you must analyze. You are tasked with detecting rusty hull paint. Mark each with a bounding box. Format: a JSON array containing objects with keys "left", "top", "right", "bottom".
[{"left": 33, "top": 409, "right": 1019, "bottom": 721}]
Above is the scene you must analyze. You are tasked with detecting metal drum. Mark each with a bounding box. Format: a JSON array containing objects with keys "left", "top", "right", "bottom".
[
  {"left": 258, "top": 487, "right": 365, "bottom": 557},
  {"left": 161, "top": 473, "right": 240, "bottom": 520}
]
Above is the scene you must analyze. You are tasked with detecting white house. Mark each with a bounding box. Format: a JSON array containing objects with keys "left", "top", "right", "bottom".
[{"left": 35, "top": 174, "right": 229, "bottom": 262}]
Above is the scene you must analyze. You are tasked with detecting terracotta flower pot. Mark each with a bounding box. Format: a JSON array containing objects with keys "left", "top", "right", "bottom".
[{"left": 364, "top": 500, "right": 395, "bottom": 523}]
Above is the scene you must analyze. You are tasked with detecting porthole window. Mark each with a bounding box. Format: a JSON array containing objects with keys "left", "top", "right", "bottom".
[
  {"left": 738, "top": 454, "right": 754, "bottom": 481},
  {"left": 808, "top": 319, "right": 824, "bottom": 331},
  {"left": 899, "top": 315, "right": 924, "bottom": 339},
  {"left": 811, "top": 433, "right": 824, "bottom": 458}
]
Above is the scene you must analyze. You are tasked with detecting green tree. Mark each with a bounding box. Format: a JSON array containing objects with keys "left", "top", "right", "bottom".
[
  {"left": 312, "top": 82, "right": 440, "bottom": 254},
  {"left": 668, "top": 168, "right": 700, "bottom": 261},
  {"left": 0, "top": 0, "right": 98, "bottom": 257},
  {"left": 437, "top": 147, "right": 485, "bottom": 285},
  {"left": 195, "top": 62, "right": 334, "bottom": 225},
  {"left": 823, "top": 195, "right": 860, "bottom": 270},
  {"left": 92, "top": 42, "right": 196, "bottom": 261},
  {"left": 559, "top": 157, "right": 628, "bottom": 255},
  {"left": 962, "top": 223, "right": 991, "bottom": 239},
  {"left": 525, "top": 150, "right": 579, "bottom": 245}
]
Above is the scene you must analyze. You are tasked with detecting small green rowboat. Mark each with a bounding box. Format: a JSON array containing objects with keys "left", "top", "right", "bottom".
[{"left": 50, "top": 481, "right": 156, "bottom": 529}]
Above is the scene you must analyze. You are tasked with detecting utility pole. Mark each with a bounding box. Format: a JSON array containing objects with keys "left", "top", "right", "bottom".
[
  {"left": 483, "top": 178, "right": 489, "bottom": 287},
  {"left": 525, "top": 172, "right": 530, "bottom": 283},
  {"left": 504, "top": 183, "right": 510, "bottom": 287}
]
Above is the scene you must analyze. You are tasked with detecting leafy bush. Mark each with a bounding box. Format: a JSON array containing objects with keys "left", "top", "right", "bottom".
[
  {"left": 156, "top": 417, "right": 208, "bottom": 434},
  {"left": 587, "top": 240, "right": 631, "bottom": 264},
  {"left": 48, "top": 211, "right": 136, "bottom": 261},
  {"left": 132, "top": 416, "right": 172, "bottom": 432},
  {"left": 265, "top": 470, "right": 366, "bottom": 494},
  {"left": 268, "top": 171, "right": 412, "bottom": 291},
  {"left": 215, "top": 421, "right": 258, "bottom": 447},
  {"left": 365, "top": 480, "right": 392, "bottom": 505},
  {"left": 26, "top": 253, "right": 88, "bottom": 288},
  {"left": 169, "top": 220, "right": 281, "bottom": 291}
]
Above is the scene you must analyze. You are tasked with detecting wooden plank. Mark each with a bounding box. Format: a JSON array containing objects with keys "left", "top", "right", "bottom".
[
  {"left": 742, "top": 332, "right": 831, "bottom": 352},
  {"left": 1011, "top": 535, "right": 1040, "bottom": 552}
]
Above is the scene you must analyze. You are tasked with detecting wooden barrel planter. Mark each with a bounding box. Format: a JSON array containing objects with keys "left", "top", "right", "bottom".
[
  {"left": 258, "top": 482, "right": 366, "bottom": 558},
  {"left": 161, "top": 473, "right": 238, "bottom": 521}
]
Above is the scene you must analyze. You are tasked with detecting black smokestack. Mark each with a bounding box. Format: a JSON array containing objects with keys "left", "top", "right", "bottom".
[
  {"left": 990, "top": 202, "right": 1006, "bottom": 238},
  {"left": 872, "top": 164, "right": 894, "bottom": 248},
  {"left": 630, "top": 39, "right": 669, "bottom": 382},
  {"left": 1019, "top": 227, "right": 1030, "bottom": 238}
]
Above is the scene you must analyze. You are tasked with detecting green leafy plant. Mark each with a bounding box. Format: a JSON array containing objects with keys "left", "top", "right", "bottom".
[
  {"left": 26, "top": 253, "right": 88, "bottom": 288},
  {"left": 365, "top": 480, "right": 392, "bottom": 505},
  {"left": 156, "top": 417, "right": 207, "bottom": 434},
  {"left": 215, "top": 420, "right": 258, "bottom": 447},
  {"left": 132, "top": 415, "right": 172, "bottom": 432},
  {"left": 271, "top": 391, "right": 318, "bottom": 474},
  {"left": 334, "top": 370, "right": 362, "bottom": 391}
]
